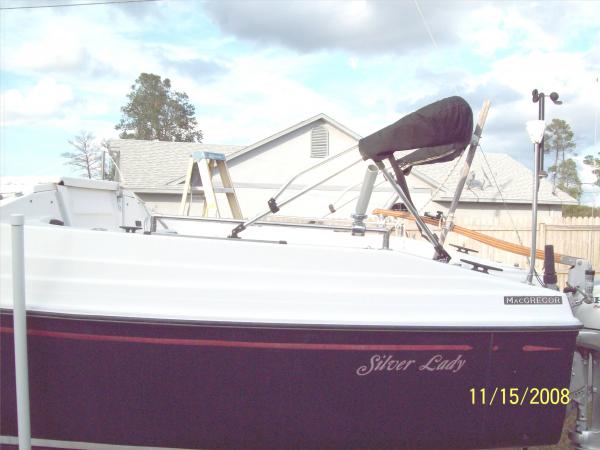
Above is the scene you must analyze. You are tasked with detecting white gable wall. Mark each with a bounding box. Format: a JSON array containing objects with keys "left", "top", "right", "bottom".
[
  {"left": 228, "top": 120, "right": 358, "bottom": 184},
  {"left": 122, "top": 117, "right": 566, "bottom": 221},
  {"left": 220, "top": 120, "right": 434, "bottom": 218}
]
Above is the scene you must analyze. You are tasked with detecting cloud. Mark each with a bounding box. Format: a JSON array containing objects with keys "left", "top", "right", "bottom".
[
  {"left": 178, "top": 53, "right": 350, "bottom": 144},
  {"left": 8, "top": 31, "right": 88, "bottom": 73},
  {"left": 398, "top": 68, "right": 522, "bottom": 109},
  {"left": 203, "top": 1, "right": 467, "bottom": 55},
  {"left": 1, "top": 78, "right": 75, "bottom": 124},
  {"left": 202, "top": 1, "right": 598, "bottom": 57},
  {"left": 3, "top": 15, "right": 130, "bottom": 79},
  {"left": 158, "top": 56, "right": 228, "bottom": 81},
  {"left": 1, "top": 0, "right": 165, "bottom": 21}
]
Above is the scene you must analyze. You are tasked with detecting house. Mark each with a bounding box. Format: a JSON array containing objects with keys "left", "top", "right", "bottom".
[{"left": 110, "top": 114, "right": 577, "bottom": 221}]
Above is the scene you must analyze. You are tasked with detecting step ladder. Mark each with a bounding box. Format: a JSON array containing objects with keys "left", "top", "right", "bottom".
[{"left": 179, "top": 151, "right": 243, "bottom": 219}]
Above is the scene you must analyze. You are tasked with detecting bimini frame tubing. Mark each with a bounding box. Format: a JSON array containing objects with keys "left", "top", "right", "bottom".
[
  {"left": 375, "top": 162, "right": 450, "bottom": 261},
  {"left": 358, "top": 96, "right": 475, "bottom": 262},
  {"left": 439, "top": 100, "right": 491, "bottom": 245},
  {"left": 229, "top": 145, "right": 362, "bottom": 238}
]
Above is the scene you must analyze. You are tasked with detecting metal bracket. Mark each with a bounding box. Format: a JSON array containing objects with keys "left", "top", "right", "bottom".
[
  {"left": 267, "top": 198, "right": 280, "bottom": 214},
  {"left": 228, "top": 223, "right": 246, "bottom": 239}
]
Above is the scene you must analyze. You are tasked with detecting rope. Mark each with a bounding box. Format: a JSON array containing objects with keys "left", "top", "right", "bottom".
[{"left": 373, "top": 209, "right": 574, "bottom": 264}]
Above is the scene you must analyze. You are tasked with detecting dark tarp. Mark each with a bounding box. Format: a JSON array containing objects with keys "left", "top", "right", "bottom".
[{"left": 358, "top": 96, "right": 473, "bottom": 163}]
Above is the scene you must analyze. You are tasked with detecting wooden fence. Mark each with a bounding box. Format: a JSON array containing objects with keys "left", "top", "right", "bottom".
[
  {"left": 270, "top": 214, "right": 600, "bottom": 287},
  {"left": 401, "top": 216, "right": 600, "bottom": 287}
]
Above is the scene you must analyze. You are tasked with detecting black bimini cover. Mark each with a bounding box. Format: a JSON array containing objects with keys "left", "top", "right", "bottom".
[{"left": 358, "top": 96, "right": 473, "bottom": 164}]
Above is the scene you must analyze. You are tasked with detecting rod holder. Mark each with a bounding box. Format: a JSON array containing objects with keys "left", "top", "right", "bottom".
[
  {"left": 351, "top": 165, "right": 378, "bottom": 235},
  {"left": 543, "top": 244, "right": 558, "bottom": 289}
]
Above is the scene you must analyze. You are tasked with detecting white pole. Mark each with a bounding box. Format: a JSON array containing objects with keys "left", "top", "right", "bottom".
[
  {"left": 594, "top": 76, "right": 598, "bottom": 146},
  {"left": 526, "top": 143, "right": 541, "bottom": 285},
  {"left": 10, "top": 214, "right": 32, "bottom": 450}
]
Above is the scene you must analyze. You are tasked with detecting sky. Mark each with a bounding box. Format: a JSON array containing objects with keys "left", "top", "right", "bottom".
[{"left": 1, "top": 0, "right": 599, "bottom": 204}]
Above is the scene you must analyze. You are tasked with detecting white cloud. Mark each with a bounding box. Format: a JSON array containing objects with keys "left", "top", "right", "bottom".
[
  {"left": 178, "top": 53, "right": 350, "bottom": 144},
  {"left": 1, "top": 78, "right": 74, "bottom": 124},
  {"left": 8, "top": 28, "right": 90, "bottom": 73},
  {"left": 203, "top": 1, "right": 466, "bottom": 54},
  {"left": 465, "top": 6, "right": 512, "bottom": 57}
]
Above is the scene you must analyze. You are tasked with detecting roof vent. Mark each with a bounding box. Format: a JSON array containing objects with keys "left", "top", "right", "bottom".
[{"left": 311, "top": 125, "right": 329, "bottom": 158}]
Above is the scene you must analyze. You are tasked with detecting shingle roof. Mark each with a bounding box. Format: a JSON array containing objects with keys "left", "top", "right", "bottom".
[
  {"left": 109, "top": 133, "right": 577, "bottom": 206},
  {"left": 412, "top": 151, "right": 577, "bottom": 205},
  {"left": 109, "top": 139, "right": 243, "bottom": 191}
]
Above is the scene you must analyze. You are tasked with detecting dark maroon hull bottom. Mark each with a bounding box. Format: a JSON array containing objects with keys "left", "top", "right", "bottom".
[{"left": 0, "top": 311, "right": 577, "bottom": 449}]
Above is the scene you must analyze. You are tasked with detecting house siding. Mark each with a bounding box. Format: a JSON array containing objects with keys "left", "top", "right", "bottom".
[{"left": 113, "top": 115, "right": 573, "bottom": 221}]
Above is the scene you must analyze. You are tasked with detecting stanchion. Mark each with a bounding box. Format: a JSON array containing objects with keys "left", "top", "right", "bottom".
[{"left": 10, "top": 214, "right": 31, "bottom": 450}]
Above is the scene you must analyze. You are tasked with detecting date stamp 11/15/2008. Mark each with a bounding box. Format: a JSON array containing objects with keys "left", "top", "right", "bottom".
[{"left": 470, "top": 387, "right": 571, "bottom": 406}]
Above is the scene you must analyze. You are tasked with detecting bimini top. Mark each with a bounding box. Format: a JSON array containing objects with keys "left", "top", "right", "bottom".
[{"left": 359, "top": 96, "right": 473, "bottom": 164}]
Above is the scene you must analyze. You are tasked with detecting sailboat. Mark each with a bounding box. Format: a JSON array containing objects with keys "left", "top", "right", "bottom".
[{"left": 0, "top": 96, "right": 597, "bottom": 450}]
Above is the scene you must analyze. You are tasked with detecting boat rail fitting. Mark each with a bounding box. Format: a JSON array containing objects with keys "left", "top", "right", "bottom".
[
  {"left": 375, "top": 161, "right": 450, "bottom": 262},
  {"left": 351, "top": 165, "right": 378, "bottom": 236},
  {"left": 10, "top": 214, "right": 32, "bottom": 450}
]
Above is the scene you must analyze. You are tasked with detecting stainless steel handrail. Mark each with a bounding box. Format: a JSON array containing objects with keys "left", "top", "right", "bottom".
[{"left": 150, "top": 214, "right": 391, "bottom": 249}]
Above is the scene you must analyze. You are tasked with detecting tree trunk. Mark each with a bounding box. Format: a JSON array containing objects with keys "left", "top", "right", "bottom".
[{"left": 86, "top": 154, "right": 92, "bottom": 179}]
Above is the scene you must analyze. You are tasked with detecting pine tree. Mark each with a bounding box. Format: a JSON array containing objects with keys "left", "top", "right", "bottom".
[
  {"left": 115, "top": 73, "right": 203, "bottom": 142},
  {"left": 543, "top": 118, "right": 576, "bottom": 193},
  {"left": 583, "top": 151, "right": 600, "bottom": 187}
]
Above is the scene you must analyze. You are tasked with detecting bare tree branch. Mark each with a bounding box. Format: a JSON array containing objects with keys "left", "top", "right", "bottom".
[{"left": 62, "top": 131, "right": 101, "bottom": 179}]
